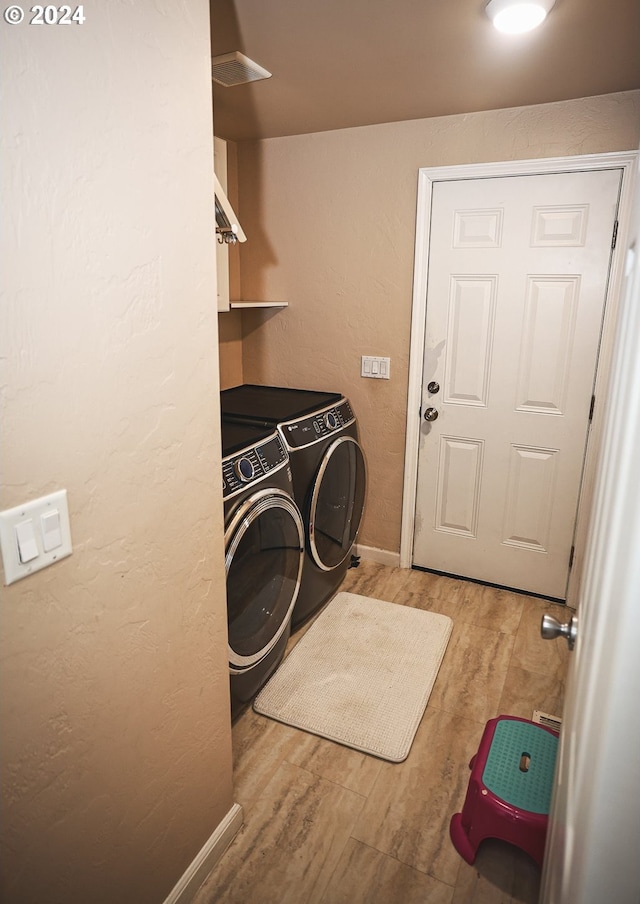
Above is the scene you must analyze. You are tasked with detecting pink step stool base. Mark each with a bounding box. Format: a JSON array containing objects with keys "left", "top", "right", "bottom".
[{"left": 450, "top": 716, "right": 558, "bottom": 868}]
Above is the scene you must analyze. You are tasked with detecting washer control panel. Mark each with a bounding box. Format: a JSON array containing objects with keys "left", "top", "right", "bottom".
[
  {"left": 222, "top": 434, "right": 288, "bottom": 499},
  {"left": 283, "top": 399, "right": 355, "bottom": 449}
]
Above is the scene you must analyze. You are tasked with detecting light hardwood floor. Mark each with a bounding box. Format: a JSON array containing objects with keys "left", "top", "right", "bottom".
[{"left": 194, "top": 561, "right": 570, "bottom": 904}]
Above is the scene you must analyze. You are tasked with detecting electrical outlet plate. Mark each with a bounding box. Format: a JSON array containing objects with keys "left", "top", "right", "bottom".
[
  {"left": 361, "top": 355, "right": 390, "bottom": 379},
  {"left": 0, "top": 490, "right": 72, "bottom": 585}
]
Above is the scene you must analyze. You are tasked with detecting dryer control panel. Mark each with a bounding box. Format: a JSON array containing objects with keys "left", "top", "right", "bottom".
[
  {"left": 222, "top": 434, "right": 288, "bottom": 499},
  {"left": 282, "top": 399, "right": 355, "bottom": 449}
]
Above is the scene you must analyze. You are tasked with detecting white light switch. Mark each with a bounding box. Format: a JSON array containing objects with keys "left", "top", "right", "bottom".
[
  {"left": 0, "top": 490, "right": 72, "bottom": 585},
  {"left": 361, "top": 355, "right": 391, "bottom": 380},
  {"left": 15, "top": 520, "right": 39, "bottom": 563},
  {"left": 41, "top": 510, "right": 62, "bottom": 552}
]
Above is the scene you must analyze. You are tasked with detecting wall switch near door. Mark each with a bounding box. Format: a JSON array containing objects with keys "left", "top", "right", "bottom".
[
  {"left": 361, "top": 356, "right": 390, "bottom": 379},
  {"left": 0, "top": 490, "right": 73, "bottom": 585}
]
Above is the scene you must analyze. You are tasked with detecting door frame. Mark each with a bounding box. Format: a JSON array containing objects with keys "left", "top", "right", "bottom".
[{"left": 400, "top": 152, "right": 638, "bottom": 606}]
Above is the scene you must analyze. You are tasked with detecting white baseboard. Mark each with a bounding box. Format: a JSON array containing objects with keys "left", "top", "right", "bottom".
[
  {"left": 353, "top": 544, "right": 401, "bottom": 568},
  {"left": 163, "top": 802, "right": 243, "bottom": 904}
]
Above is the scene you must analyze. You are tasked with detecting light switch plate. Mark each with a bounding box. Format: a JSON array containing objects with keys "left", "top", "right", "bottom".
[
  {"left": 0, "top": 490, "right": 72, "bottom": 585},
  {"left": 361, "top": 355, "right": 391, "bottom": 379}
]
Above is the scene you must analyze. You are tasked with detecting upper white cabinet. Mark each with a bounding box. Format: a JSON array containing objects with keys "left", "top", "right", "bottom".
[
  {"left": 214, "top": 137, "right": 288, "bottom": 312},
  {"left": 214, "top": 137, "right": 231, "bottom": 312}
]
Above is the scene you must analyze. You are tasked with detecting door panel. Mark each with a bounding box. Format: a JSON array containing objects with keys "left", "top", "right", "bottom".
[
  {"left": 435, "top": 436, "right": 483, "bottom": 536},
  {"left": 413, "top": 169, "right": 621, "bottom": 598},
  {"left": 517, "top": 276, "right": 579, "bottom": 414},
  {"left": 446, "top": 277, "right": 496, "bottom": 405},
  {"left": 541, "top": 164, "right": 640, "bottom": 904},
  {"left": 503, "top": 444, "right": 557, "bottom": 551}
]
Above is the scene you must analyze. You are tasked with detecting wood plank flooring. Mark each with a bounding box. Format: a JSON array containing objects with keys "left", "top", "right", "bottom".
[{"left": 194, "top": 561, "right": 570, "bottom": 904}]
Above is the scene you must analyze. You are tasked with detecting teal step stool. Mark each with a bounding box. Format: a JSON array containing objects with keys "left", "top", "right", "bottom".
[{"left": 450, "top": 715, "right": 559, "bottom": 867}]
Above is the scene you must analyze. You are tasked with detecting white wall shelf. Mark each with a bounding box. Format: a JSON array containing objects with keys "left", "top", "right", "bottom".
[{"left": 229, "top": 300, "right": 288, "bottom": 309}]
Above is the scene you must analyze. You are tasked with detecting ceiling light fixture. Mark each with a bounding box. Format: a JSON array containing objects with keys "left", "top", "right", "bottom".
[{"left": 486, "top": 0, "right": 555, "bottom": 34}]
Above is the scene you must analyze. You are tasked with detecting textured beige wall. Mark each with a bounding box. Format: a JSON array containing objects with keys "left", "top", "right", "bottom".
[
  {"left": 0, "top": 4, "right": 233, "bottom": 903},
  {"left": 236, "top": 90, "right": 640, "bottom": 554}
]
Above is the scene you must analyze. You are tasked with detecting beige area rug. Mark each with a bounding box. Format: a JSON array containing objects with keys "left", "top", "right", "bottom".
[{"left": 253, "top": 591, "right": 453, "bottom": 762}]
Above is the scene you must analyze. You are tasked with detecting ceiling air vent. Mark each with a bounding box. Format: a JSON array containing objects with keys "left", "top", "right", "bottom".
[{"left": 212, "top": 52, "right": 272, "bottom": 87}]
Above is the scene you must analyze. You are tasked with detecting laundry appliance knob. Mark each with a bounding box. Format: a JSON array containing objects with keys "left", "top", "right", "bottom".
[{"left": 234, "top": 457, "right": 255, "bottom": 482}]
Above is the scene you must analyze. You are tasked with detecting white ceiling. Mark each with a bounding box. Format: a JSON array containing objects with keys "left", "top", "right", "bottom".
[{"left": 210, "top": 0, "right": 640, "bottom": 142}]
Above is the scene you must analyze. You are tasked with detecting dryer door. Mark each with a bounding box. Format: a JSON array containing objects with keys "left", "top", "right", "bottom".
[
  {"left": 226, "top": 488, "right": 304, "bottom": 672},
  {"left": 309, "top": 435, "right": 367, "bottom": 571}
]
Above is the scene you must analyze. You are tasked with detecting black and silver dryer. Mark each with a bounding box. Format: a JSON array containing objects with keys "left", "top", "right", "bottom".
[
  {"left": 220, "top": 385, "right": 367, "bottom": 628},
  {"left": 221, "top": 419, "right": 305, "bottom": 717}
]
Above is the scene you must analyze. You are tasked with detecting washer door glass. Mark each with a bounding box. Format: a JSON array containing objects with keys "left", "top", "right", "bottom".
[
  {"left": 309, "top": 436, "right": 366, "bottom": 571},
  {"left": 226, "top": 490, "right": 304, "bottom": 670}
]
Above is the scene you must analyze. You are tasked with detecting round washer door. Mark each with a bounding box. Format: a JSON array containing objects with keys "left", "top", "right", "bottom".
[
  {"left": 225, "top": 488, "right": 304, "bottom": 672},
  {"left": 309, "top": 435, "right": 367, "bottom": 571}
]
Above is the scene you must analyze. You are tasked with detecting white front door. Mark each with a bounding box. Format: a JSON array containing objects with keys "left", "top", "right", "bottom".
[{"left": 412, "top": 169, "right": 621, "bottom": 599}]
